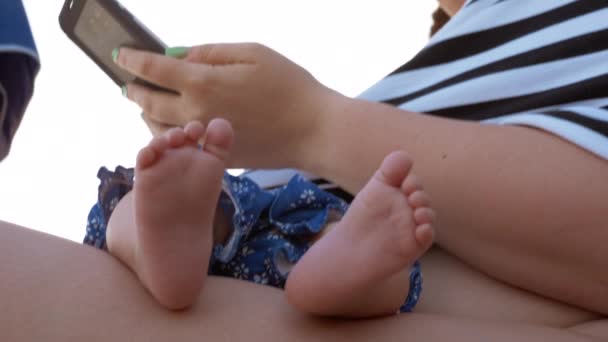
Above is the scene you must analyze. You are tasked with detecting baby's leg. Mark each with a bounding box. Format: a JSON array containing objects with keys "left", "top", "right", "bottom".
[
  {"left": 107, "top": 119, "right": 234, "bottom": 310},
  {"left": 285, "top": 151, "right": 435, "bottom": 317}
]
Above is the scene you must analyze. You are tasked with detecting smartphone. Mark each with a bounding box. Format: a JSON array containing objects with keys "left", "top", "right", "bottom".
[{"left": 59, "top": 0, "right": 169, "bottom": 91}]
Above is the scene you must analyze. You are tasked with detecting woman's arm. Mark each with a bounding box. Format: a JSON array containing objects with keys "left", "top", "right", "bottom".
[
  {"left": 0, "top": 220, "right": 604, "bottom": 341},
  {"left": 310, "top": 95, "right": 608, "bottom": 314}
]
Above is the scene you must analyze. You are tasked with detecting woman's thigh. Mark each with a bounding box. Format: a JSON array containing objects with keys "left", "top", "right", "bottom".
[
  {"left": 416, "top": 247, "right": 600, "bottom": 327},
  {"left": 1, "top": 220, "right": 604, "bottom": 341}
]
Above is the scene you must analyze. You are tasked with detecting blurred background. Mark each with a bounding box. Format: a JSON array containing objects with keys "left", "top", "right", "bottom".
[{"left": 0, "top": 0, "right": 435, "bottom": 242}]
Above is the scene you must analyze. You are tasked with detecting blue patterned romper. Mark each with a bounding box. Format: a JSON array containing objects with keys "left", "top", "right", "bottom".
[{"left": 84, "top": 166, "right": 422, "bottom": 313}]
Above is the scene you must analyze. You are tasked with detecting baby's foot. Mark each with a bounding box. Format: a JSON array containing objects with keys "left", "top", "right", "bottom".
[
  {"left": 286, "top": 151, "right": 435, "bottom": 317},
  {"left": 134, "top": 119, "right": 233, "bottom": 310}
]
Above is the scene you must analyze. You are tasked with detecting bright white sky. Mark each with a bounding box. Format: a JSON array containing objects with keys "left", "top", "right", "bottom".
[{"left": 0, "top": 0, "right": 434, "bottom": 242}]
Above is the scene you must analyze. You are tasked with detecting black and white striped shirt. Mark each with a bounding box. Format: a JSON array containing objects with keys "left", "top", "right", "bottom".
[{"left": 247, "top": 0, "right": 608, "bottom": 194}]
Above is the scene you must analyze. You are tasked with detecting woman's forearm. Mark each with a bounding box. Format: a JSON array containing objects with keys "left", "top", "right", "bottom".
[{"left": 304, "top": 95, "right": 608, "bottom": 313}]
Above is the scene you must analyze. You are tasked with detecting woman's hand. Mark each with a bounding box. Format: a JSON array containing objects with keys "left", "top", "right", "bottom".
[
  {"left": 114, "top": 43, "right": 341, "bottom": 169},
  {"left": 140, "top": 112, "right": 177, "bottom": 137}
]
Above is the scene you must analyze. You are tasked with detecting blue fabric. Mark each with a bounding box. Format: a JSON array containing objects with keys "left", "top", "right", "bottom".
[
  {"left": 0, "top": 0, "right": 40, "bottom": 161},
  {"left": 401, "top": 260, "right": 422, "bottom": 313},
  {"left": 0, "top": 0, "right": 38, "bottom": 51},
  {"left": 211, "top": 173, "right": 349, "bottom": 287},
  {"left": 84, "top": 166, "right": 423, "bottom": 313}
]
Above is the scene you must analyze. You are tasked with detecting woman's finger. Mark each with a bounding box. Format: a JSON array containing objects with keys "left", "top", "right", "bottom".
[
  {"left": 186, "top": 42, "right": 266, "bottom": 65},
  {"left": 114, "top": 47, "right": 205, "bottom": 91},
  {"left": 125, "top": 83, "right": 185, "bottom": 126},
  {"left": 141, "top": 113, "right": 177, "bottom": 137}
]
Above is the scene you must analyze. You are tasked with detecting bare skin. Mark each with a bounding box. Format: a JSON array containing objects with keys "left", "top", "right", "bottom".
[
  {"left": 107, "top": 120, "right": 233, "bottom": 309},
  {"left": 3, "top": 1, "right": 605, "bottom": 339},
  {"left": 315, "top": 97, "right": 608, "bottom": 315},
  {"left": 113, "top": 40, "right": 608, "bottom": 315},
  {"left": 109, "top": 118, "right": 436, "bottom": 316},
  {"left": 439, "top": 0, "right": 466, "bottom": 16},
  {"left": 1, "top": 220, "right": 606, "bottom": 341},
  {"left": 287, "top": 151, "right": 434, "bottom": 317}
]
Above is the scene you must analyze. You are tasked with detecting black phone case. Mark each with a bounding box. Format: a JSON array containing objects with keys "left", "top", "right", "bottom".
[{"left": 59, "top": 0, "right": 168, "bottom": 90}]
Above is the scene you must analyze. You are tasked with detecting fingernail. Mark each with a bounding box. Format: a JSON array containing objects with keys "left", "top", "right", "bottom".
[
  {"left": 164, "top": 46, "right": 189, "bottom": 58},
  {"left": 121, "top": 85, "right": 128, "bottom": 97},
  {"left": 112, "top": 48, "right": 120, "bottom": 63}
]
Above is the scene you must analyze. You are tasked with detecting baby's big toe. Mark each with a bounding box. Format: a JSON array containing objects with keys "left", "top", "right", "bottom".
[
  {"left": 202, "top": 118, "right": 234, "bottom": 162},
  {"left": 375, "top": 151, "right": 413, "bottom": 188}
]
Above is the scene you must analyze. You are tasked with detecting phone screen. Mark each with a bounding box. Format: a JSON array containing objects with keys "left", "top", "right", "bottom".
[{"left": 74, "top": 0, "right": 137, "bottom": 83}]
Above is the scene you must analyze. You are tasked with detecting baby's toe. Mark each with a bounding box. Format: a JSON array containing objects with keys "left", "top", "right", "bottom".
[
  {"left": 136, "top": 145, "right": 158, "bottom": 170},
  {"left": 203, "top": 118, "right": 234, "bottom": 161},
  {"left": 414, "top": 207, "right": 436, "bottom": 225},
  {"left": 166, "top": 127, "right": 188, "bottom": 148},
  {"left": 375, "top": 151, "right": 413, "bottom": 188},
  {"left": 401, "top": 173, "right": 421, "bottom": 196},
  {"left": 408, "top": 190, "right": 431, "bottom": 209},
  {"left": 184, "top": 121, "right": 206, "bottom": 142},
  {"left": 415, "top": 223, "right": 435, "bottom": 250}
]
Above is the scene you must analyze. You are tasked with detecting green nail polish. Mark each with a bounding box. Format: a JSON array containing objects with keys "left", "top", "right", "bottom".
[
  {"left": 121, "top": 85, "right": 128, "bottom": 97},
  {"left": 112, "top": 48, "right": 120, "bottom": 63},
  {"left": 164, "top": 46, "right": 189, "bottom": 58}
]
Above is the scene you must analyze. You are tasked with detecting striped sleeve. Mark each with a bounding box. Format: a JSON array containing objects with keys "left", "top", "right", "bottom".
[
  {"left": 484, "top": 104, "right": 608, "bottom": 159},
  {"left": 359, "top": 0, "right": 608, "bottom": 160}
]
